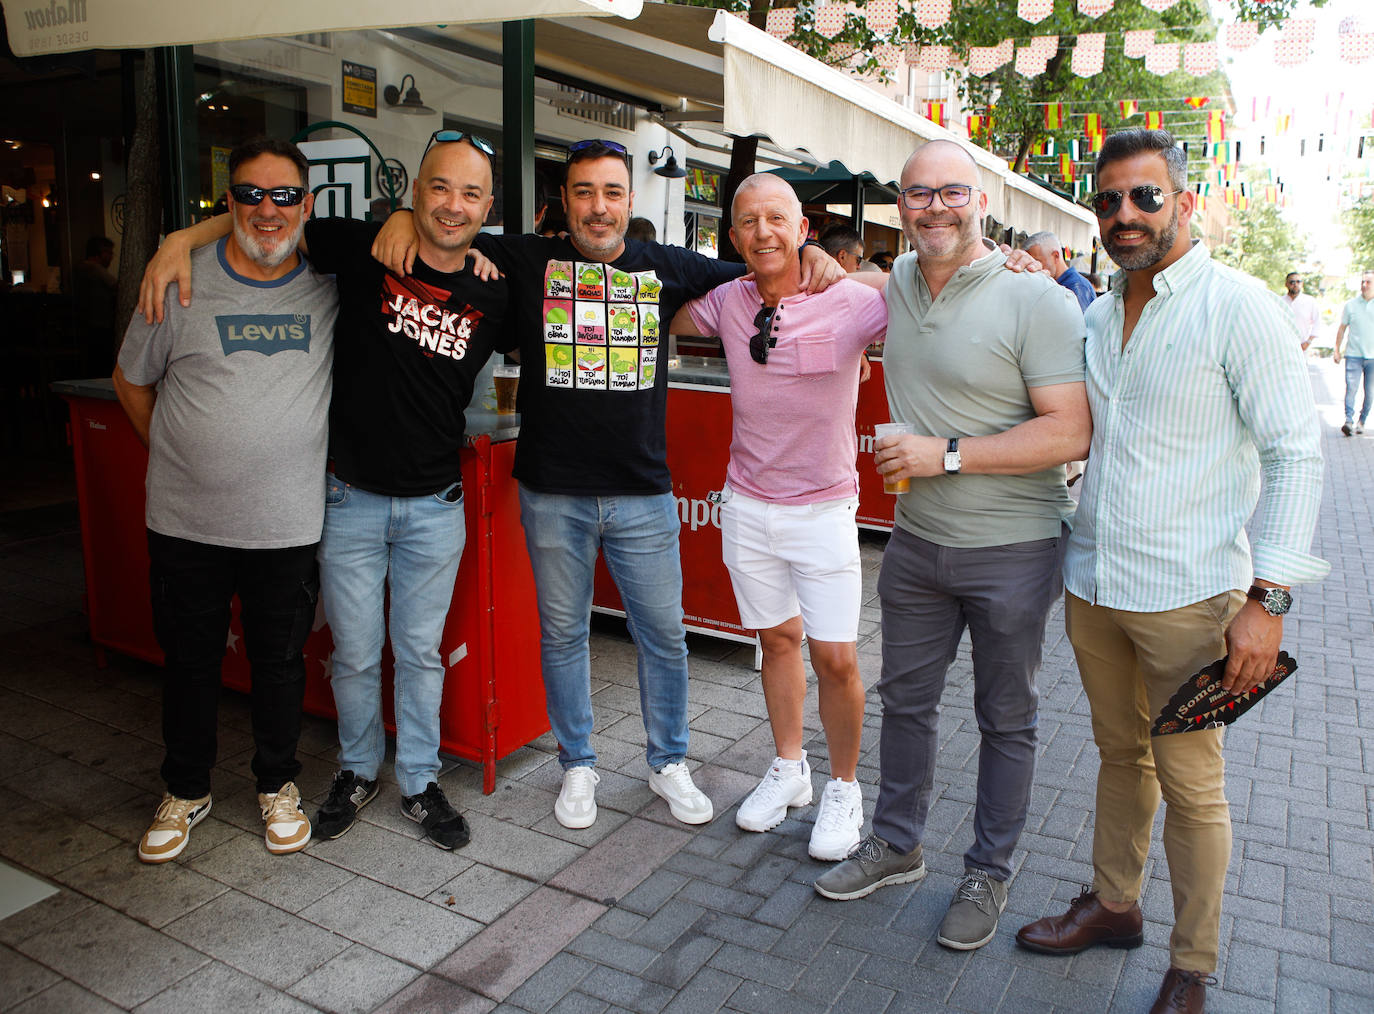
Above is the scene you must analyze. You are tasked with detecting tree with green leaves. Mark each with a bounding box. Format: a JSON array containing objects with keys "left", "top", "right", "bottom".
[
  {"left": 1346, "top": 196, "right": 1374, "bottom": 273},
  {"left": 1212, "top": 200, "right": 1310, "bottom": 290}
]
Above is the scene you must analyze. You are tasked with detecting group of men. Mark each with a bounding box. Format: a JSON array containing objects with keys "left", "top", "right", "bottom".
[{"left": 121, "top": 126, "right": 1324, "bottom": 1014}]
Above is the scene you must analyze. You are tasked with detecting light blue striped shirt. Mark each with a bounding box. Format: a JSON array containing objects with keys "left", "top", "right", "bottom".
[{"left": 1065, "top": 241, "right": 1328, "bottom": 611}]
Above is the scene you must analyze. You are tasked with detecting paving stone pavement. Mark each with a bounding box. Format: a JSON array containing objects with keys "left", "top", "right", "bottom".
[{"left": 0, "top": 355, "right": 1370, "bottom": 1013}]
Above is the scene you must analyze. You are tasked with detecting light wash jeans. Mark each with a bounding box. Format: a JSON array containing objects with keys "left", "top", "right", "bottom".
[
  {"left": 1344, "top": 356, "right": 1374, "bottom": 426},
  {"left": 518, "top": 485, "right": 689, "bottom": 771},
  {"left": 319, "top": 473, "right": 465, "bottom": 797}
]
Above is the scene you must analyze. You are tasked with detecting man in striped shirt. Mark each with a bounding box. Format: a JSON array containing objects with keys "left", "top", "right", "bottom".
[{"left": 1015, "top": 129, "right": 1328, "bottom": 1014}]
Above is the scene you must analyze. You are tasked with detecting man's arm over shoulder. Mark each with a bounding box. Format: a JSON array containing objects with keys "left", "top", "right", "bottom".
[{"left": 653, "top": 243, "right": 745, "bottom": 301}]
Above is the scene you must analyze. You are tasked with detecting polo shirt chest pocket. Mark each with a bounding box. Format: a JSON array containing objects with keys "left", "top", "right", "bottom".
[{"left": 793, "top": 333, "right": 837, "bottom": 376}]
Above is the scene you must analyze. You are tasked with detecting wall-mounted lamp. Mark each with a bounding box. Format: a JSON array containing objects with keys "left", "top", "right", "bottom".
[
  {"left": 383, "top": 73, "right": 436, "bottom": 115},
  {"left": 648, "top": 145, "right": 688, "bottom": 179}
]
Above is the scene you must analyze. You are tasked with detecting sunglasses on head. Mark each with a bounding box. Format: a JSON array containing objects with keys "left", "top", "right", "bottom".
[
  {"left": 749, "top": 305, "right": 779, "bottom": 365},
  {"left": 423, "top": 130, "right": 496, "bottom": 164},
  {"left": 567, "top": 139, "right": 630, "bottom": 161},
  {"left": 1090, "top": 185, "right": 1181, "bottom": 219},
  {"left": 229, "top": 184, "right": 306, "bottom": 207}
]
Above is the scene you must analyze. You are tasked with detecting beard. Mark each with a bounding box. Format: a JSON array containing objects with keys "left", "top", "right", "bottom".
[
  {"left": 233, "top": 214, "right": 305, "bottom": 269},
  {"left": 569, "top": 215, "right": 626, "bottom": 258},
  {"left": 1103, "top": 208, "right": 1180, "bottom": 271},
  {"left": 903, "top": 211, "right": 981, "bottom": 263}
]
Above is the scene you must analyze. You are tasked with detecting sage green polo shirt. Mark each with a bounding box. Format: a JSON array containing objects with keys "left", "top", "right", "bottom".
[
  {"left": 882, "top": 243, "right": 1086, "bottom": 548},
  {"left": 1340, "top": 295, "right": 1374, "bottom": 358}
]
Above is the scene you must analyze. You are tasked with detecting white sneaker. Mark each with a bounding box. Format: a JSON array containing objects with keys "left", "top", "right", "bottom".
[
  {"left": 809, "top": 778, "right": 864, "bottom": 861},
  {"left": 649, "top": 761, "right": 714, "bottom": 824},
  {"left": 259, "top": 781, "right": 311, "bottom": 855},
  {"left": 554, "top": 766, "right": 600, "bottom": 829},
  {"left": 1358, "top": 424, "right": 1366, "bottom": 435},
  {"left": 736, "top": 755, "right": 812, "bottom": 832}
]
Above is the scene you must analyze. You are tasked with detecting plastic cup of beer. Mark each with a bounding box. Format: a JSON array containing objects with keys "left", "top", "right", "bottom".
[
  {"left": 873, "top": 422, "right": 916, "bottom": 494},
  {"left": 494, "top": 364, "right": 520, "bottom": 415}
]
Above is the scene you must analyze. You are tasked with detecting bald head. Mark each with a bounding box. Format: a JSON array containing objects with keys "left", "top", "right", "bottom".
[
  {"left": 731, "top": 173, "right": 803, "bottom": 222},
  {"left": 901, "top": 139, "right": 981, "bottom": 189}
]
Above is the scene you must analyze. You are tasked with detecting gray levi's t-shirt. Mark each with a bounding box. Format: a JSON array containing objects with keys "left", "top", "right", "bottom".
[
  {"left": 882, "top": 243, "right": 1085, "bottom": 548},
  {"left": 118, "top": 239, "right": 339, "bottom": 549}
]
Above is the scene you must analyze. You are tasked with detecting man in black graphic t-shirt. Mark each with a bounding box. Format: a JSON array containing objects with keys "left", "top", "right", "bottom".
[
  {"left": 375, "top": 140, "right": 842, "bottom": 833},
  {"left": 139, "top": 136, "right": 511, "bottom": 851}
]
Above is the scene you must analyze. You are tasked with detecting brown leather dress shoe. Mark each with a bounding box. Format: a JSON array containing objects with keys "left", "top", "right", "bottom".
[
  {"left": 1150, "top": 968, "right": 1215, "bottom": 1013},
  {"left": 1015, "top": 887, "right": 1144, "bottom": 954}
]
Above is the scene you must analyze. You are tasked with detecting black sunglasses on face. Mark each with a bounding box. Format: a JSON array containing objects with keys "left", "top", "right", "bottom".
[
  {"left": 749, "top": 305, "right": 779, "bottom": 365},
  {"left": 423, "top": 130, "right": 496, "bottom": 163},
  {"left": 228, "top": 184, "right": 306, "bottom": 207},
  {"left": 1091, "top": 185, "right": 1181, "bottom": 219}
]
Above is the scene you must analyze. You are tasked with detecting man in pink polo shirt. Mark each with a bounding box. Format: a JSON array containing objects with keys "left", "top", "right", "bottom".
[{"left": 671, "top": 174, "right": 887, "bottom": 860}]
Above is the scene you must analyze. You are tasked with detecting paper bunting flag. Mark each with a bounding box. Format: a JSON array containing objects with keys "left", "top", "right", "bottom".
[
  {"left": 967, "top": 113, "right": 983, "bottom": 135},
  {"left": 1206, "top": 111, "right": 1225, "bottom": 142},
  {"left": 875, "top": 43, "right": 903, "bottom": 69},
  {"left": 1028, "top": 35, "right": 1059, "bottom": 57},
  {"left": 1183, "top": 96, "right": 1210, "bottom": 109},
  {"left": 1145, "top": 42, "right": 1179, "bottom": 76},
  {"left": 1044, "top": 103, "right": 1064, "bottom": 129},
  {"left": 1339, "top": 16, "right": 1366, "bottom": 35},
  {"left": 1017, "top": 0, "right": 1053, "bottom": 25},
  {"left": 1078, "top": 0, "right": 1114, "bottom": 17},
  {"left": 968, "top": 44, "right": 1003, "bottom": 76},
  {"left": 1084, "top": 113, "right": 1102, "bottom": 134},
  {"left": 1144, "top": 110, "right": 1164, "bottom": 129},
  {"left": 917, "top": 45, "right": 953, "bottom": 72},
  {"left": 764, "top": 8, "right": 795, "bottom": 39},
  {"left": 1223, "top": 22, "right": 1259, "bottom": 51},
  {"left": 903, "top": 41, "right": 923, "bottom": 62},
  {"left": 1015, "top": 46, "right": 1050, "bottom": 77},
  {"left": 1283, "top": 18, "right": 1316, "bottom": 46},
  {"left": 814, "top": 4, "right": 846, "bottom": 39},
  {"left": 1119, "top": 99, "right": 1138, "bottom": 119},
  {"left": 1183, "top": 41, "right": 1217, "bottom": 76},
  {"left": 1140, "top": 0, "right": 1180, "bottom": 11},
  {"left": 827, "top": 41, "right": 857, "bottom": 62},
  {"left": 1060, "top": 153, "right": 1075, "bottom": 182},
  {"left": 865, "top": 0, "right": 899, "bottom": 34},
  {"left": 1124, "top": 30, "right": 1155, "bottom": 59},
  {"left": 1150, "top": 652, "right": 1297, "bottom": 737},
  {"left": 1340, "top": 33, "right": 1374, "bottom": 64},
  {"left": 1086, "top": 131, "right": 1105, "bottom": 153},
  {"left": 924, "top": 101, "right": 946, "bottom": 127},
  {"left": 914, "top": 0, "right": 952, "bottom": 30},
  {"left": 1072, "top": 33, "right": 1105, "bottom": 77}
]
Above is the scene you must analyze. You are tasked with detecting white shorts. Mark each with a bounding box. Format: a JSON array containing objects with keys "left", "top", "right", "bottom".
[{"left": 719, "top": 485, "right": 862, "bottom": 642}]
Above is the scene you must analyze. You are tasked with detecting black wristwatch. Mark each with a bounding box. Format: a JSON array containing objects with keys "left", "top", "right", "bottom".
[
  {"left": 943, "top": 438, "right": 961, "bottom": 474},
  {"left": 1247, "top": 585, "right": 1292, "bottom": 616}
]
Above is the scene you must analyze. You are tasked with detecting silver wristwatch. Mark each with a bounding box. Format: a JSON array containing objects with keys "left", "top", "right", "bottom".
[{"left": 943, "top": 438, "right": 961, "bottom": 474}]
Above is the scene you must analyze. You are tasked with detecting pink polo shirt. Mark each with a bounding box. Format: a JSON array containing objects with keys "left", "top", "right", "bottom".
[{"left": 686, "top": 277, "right": 887, "bottom": 505}]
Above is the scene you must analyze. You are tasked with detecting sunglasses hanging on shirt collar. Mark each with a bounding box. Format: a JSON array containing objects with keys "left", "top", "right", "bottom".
[{"left": 749, "top": 304, "right": 779, "bottom": 365}]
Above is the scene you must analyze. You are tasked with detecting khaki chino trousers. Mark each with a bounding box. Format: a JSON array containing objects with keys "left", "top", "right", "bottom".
[{"left": 1066, "top": 589, "right": 1246, "bottom": 973}]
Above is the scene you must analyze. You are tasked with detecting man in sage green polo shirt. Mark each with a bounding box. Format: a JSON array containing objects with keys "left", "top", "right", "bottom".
[
  {"left": 814, "top": 140, "right": 1091, "bottom": 953},
  {"left": 1335, "top": 270, "right": 1374, "bottom": 435}
]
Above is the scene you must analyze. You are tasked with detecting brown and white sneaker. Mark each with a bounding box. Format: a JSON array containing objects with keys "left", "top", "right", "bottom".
[
  {"left": 259, "top": 781, "right": 311, "bottom": 854},
  {"left": 138, "top": 792, "right": 212, "bottom": 863}
]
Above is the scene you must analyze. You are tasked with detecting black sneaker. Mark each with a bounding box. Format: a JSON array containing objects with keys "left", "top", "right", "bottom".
[
  {"left": 315, "top": 770, "right": 378, "bottom": 840},
  {"left": 400, "top": 782, "right": 470, "bottom": 850},
  {"left": 1342, "top": 422, "right": 1354, "bottom": 436}
]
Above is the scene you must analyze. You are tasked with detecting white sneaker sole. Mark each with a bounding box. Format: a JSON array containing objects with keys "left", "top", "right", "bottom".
[
  {"left": 649, "top": 781, "right": 714, "bottom": 824},
  {"left": 735, "top": 786, "right": 813, "bottom": 833},
  {"left": 936, "top": 924, "right": 998, "bottom": 950},
  {"left": 137, "top": 799, "right": 212, "bottom": 864},
  {"left": 807, "top": 827, "right": 861, "bottom": 862},
  {"left": 813, "top": 862, "right": 926, "bottom": 901},
  {"left": 554, "top": 800, "right": 597, "bottom": 829}
]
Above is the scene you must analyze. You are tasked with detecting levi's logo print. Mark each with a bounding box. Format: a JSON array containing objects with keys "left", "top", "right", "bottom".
[
  {"left": 382, "top": 274, "right": 482, "bottom": 361},
  {"left": 543, "top": 260, "right": 661, "bottom": 392},
  {"left": 216, "top": 315, "right": 311, "bottom": 356}
]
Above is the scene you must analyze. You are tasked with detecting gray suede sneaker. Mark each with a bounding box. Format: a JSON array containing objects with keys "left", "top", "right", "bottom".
[
  {"left": 813, "top": 834, "right": 926, "bottom": 901},
  {"left": 937, "top": 868, "right": 1008, "bottom": 950}
]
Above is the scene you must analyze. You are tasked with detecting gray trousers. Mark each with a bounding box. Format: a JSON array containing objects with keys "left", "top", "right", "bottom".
[{"left": 872, "top": 525, "right": 1065, "bottom": 880}]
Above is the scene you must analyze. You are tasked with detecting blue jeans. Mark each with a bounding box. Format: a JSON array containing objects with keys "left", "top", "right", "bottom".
[
  {"left": 1344, "top": 356, "right": 1374, "bottom": 425},
  {"left": 318, "top": 473, "right": 465, "bottom": 796},
  {"left": 518, "top": 485, "right": 689, "bottom": 771}
]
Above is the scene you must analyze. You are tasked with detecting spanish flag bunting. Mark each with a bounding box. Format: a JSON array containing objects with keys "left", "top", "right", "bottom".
[
  {"left": 925, "top": 101, "right": 946, "bottom": 126},
  {"left": 1238, "top": 195, "right": 1249, "bottom": 211},
  {"left": 1084, "top": 112, "right": 1102, "bottom": 135},
  {"left": 1184, "top": 96, "right": 1210, "bottom": 109},
  {"left": 1206, "top": 111, "right": 1225, "bottom": 142},
  {"left": 1144, "top": 111, "right": 1164, "bottom": 130},
  {"left": 1196, "top": 194, "right": 1207, "bottom": 211},
  {"left": 1044, "top": 103, "right": 1064, "bottom": 129},
  {"left": 1275, "top": 114, "right": 1291, "bottom": 135},
  {"left": 1119, "top": 99, "right": 1138, "bottom": 119},
  {"left": 1085, "top": 131, "right": 1104, "bottom": 153},
  {"left": 1060, "top": 152, "right": 1075, "bottom": 181},
  {"left": 968, "top": 114, "right": 984, "bottom": 135}
]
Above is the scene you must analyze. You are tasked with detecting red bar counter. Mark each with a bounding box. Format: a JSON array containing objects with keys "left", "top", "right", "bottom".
[{"left": 54, "top": 379, "right": 546, "bottom": 794}]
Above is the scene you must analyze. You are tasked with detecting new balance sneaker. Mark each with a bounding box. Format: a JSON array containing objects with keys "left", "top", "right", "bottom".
[
  {"left": 259, "top": 781, "right": 311, "bottom": 855},
  {"left": 808, "top": 778, "right": 864, "bottom": 861},
  {"left": 937, "top": 868, "right": 1009, "bottom": 950},
  {"left": 736, "top": 755, "right": 811, "bottom": 832},
  {"left": 138, "top": 792, "right": 212, "bottom": 864},
  {"left": 554, "top": 766, "right": 600, "bottom": 829},
  {"left": 813, "top": 834, "right": 925, "bottom": 901},
  {"left": 315, "top": 770, "right": 379, "bottom": 840},
  {"left": 400, "top": 782, "right": 470, "bottom": 850},
  {"left": 648, "top": 761, "right": 714, "bottom": 824}
]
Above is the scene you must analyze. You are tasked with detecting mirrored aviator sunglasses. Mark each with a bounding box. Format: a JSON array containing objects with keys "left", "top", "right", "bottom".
[
  {"left": 567, "top": 138, "right": 630, "bottom": 161},
  {"left": 749, "top": 305, "right": 778, "bottom": 365},
  {"left": 228, "top": 184, "right": 306, "bottom": 207},
  {"left": 1090, "top": 185, "right": 1179, "bottom": 219},
  {"left": 423, "top": 130, "right": 496, "bottom": 161}
]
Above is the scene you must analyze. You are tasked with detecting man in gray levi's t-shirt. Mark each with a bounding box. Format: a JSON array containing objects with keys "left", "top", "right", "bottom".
[{"left": 114, "top": 137, "right": 338, "bottom": 866}]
